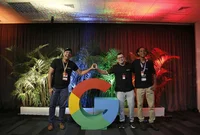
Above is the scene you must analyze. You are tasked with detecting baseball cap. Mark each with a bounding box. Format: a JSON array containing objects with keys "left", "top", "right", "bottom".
[{"left": 64, "top": 48, "right": 72, "bottom": 53}]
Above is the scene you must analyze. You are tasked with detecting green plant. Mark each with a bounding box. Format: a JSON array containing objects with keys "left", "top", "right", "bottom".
[
  {"left": 1, "top": 44, "right": 62, "bottom": 107},
  {"left": 13, "top": 59, "right": 49, "bottom": 106},
  {"left": 95, "top": 49, "right": 119, "bottom": 97}
]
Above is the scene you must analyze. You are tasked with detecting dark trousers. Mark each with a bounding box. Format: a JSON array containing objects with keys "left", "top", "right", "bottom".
[{"left": 48, "top": 87, "right": 69, "bottom": 123}]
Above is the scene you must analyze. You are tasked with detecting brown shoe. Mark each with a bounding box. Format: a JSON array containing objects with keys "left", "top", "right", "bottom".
[
  {"left": 47, "top": 123, "right": 53, "bottom": 131},
  {"left": 59, "top": 123, "right": 65, "bottom": 130}
]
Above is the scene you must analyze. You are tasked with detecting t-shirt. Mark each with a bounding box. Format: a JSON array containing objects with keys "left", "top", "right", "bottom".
[
  {"left": 108, "top": 62, "right": 134, "bottom": 92},
  {"left": 50, "top": 58, "right": 78, "bottom": 89},
  {"left": 132, "top": 59, "right": 155, "bottom": 88}
]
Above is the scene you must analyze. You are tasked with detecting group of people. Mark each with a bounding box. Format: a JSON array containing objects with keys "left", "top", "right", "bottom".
[{"left": 47, "top": 47, "right": 159, "bottom": 131}]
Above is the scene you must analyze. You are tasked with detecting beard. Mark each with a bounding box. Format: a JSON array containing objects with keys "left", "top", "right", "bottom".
[{"left": 63, "top": 55, "right": 70, "bottom": 62}]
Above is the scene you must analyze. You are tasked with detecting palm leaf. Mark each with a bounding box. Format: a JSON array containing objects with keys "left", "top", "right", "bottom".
[
  {"left": 156, "top": 68, "right": 169, "bottom": 77},
  {"left": 27, "top": 44, "right": 49, "bottom": 58}
]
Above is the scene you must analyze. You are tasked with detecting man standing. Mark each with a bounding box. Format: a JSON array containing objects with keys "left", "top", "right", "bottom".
[
  {"left": 47, "top": 48, "right": 95, "bottom": 131},
  {"left": 132, "top": 47, "right": 159, "bottom": 131},
  {"left": 96, "top": 53, "right": 135, "bottom": 129}
]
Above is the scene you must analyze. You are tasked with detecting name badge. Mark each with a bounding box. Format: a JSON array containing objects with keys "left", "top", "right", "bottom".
[
  {"left": 141, "top": 72, "right": 146, "bottom": 81},
  {"left": 141, "top": 78, "right": 147, "bottom": 81},
  {"left": 122, "top": 74, "right": 126, "bottom": 80},
  {"left": 63, "top": 72, "right": 68, "bottom": 81}
]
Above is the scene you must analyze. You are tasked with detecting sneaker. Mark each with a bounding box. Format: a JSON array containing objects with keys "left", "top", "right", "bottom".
[
  {"left": 118, "top": 122, "right": 125, "bottom": 129},
  {"left": 149, "top": 123, "right": 159, "bottom": 131},
  {"left": 59, "top": 123, "right": 65, "bottom": 130},
  {"left": 130, "top": 122, "right": 136, "bottom": 129},
  {"left": 140, "top": 122, "right": 147, "bottom": 131},
  {"left": 47, "top": 123, "right": 53, "bottom": 131}
]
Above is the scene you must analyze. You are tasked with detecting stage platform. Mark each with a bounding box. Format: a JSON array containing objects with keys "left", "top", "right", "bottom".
[{"left": 20, "top": 107, "right": 165, "bottom": 116}]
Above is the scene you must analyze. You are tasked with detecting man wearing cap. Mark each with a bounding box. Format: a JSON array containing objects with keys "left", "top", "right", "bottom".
[{"left": 47, "top": 48, "right": 95, "bottom": 131}]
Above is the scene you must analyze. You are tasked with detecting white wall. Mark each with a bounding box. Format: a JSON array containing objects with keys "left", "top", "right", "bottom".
[{"left": 195, "top": 22, "right": 200, "bottom": 112}]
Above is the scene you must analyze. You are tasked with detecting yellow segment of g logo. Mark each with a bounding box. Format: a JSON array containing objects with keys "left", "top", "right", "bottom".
[{"left": 69, "top": 78, "right": 119, "bottom": 130}]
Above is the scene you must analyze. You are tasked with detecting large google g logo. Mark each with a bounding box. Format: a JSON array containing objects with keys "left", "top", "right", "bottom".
[{"left": 69, "top": 78, "right": 119, "bottom": 130}]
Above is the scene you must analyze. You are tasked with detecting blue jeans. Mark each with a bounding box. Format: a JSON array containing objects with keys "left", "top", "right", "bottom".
[
  {"left": 49, "top": 87, "right": 69, "bottom": 124},
  {"left": 116, "top": 90, "right": 135, "bottom": 122}
]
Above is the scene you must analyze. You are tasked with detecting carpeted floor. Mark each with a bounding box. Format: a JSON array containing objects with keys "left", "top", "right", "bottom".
[{"left": 0, "top": 110, "right": 200, "bottom": 135}]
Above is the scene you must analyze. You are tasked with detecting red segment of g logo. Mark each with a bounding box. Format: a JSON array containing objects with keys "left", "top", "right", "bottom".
[{"left": 69, "top": 78, "right": 119, "bottom": 130}]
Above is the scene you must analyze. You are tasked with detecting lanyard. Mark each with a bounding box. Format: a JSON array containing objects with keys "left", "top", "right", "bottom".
[
  {"left": 140, "top": 61, "right": 146, "bottom": 72},
  {"left": 62, "top": 61, "right": 68, "bottom": 72}
]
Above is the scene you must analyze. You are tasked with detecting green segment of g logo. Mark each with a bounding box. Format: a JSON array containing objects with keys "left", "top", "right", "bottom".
[{"left": 69, "top": 78, "right": 119, "bottom": 130}]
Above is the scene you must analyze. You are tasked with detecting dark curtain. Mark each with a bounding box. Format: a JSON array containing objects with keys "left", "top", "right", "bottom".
[{"left": 0, "top": 23, "right": 196, "bottom": 112}]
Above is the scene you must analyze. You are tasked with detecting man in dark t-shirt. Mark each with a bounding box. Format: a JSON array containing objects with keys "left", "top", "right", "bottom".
[
  {"left": 96, "top": 53, "right": 135, "bottom": 129},
  {"left": 132, "top": 47, "right": 159, "bottom": 131},
  {"left": 47, "top": 48, "right": 95, "bottom": 131}
]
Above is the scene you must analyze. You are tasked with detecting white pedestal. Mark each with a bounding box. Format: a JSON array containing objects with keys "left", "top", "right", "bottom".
[{"left": 20, "top": 107, "right": 165, "bottom": 117}]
